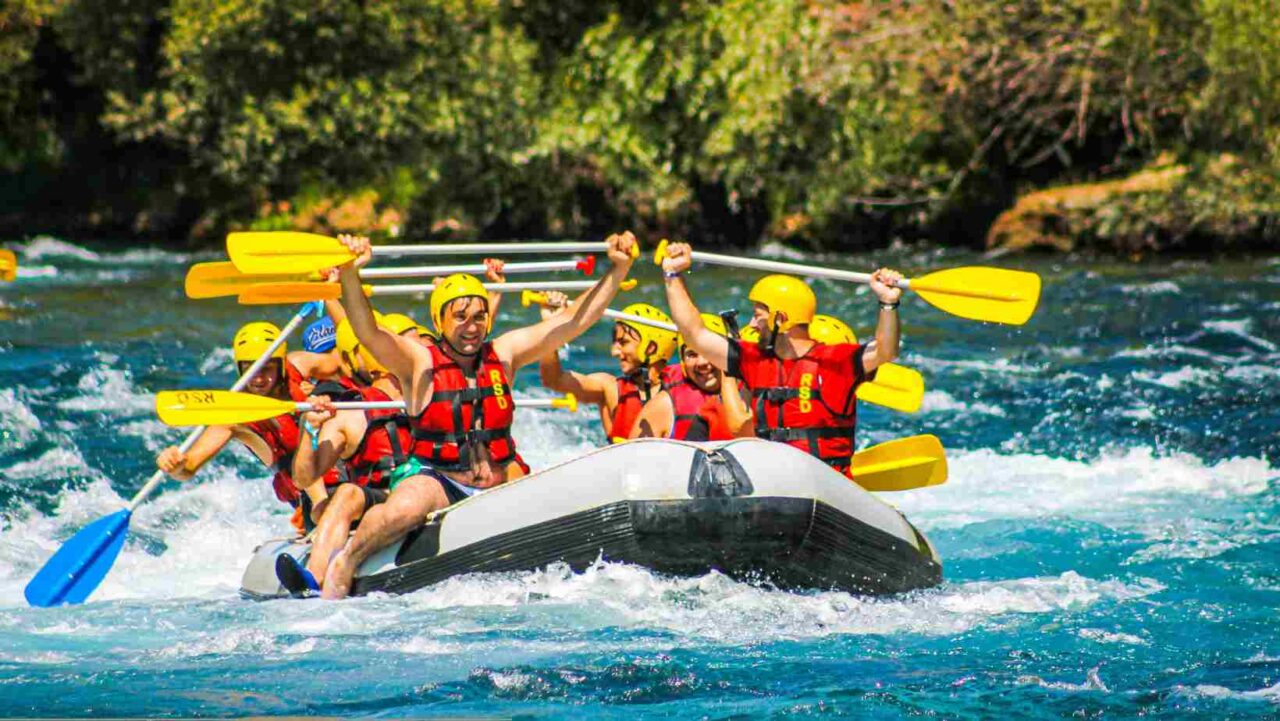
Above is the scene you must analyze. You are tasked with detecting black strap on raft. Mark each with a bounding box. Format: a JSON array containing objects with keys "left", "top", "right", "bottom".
[{"left": 718, "top": 309, "right": 741, "bottom": 340}]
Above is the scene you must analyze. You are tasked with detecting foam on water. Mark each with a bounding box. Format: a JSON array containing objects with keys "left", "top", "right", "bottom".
[
  {"left": 16, "top": 237, "right": 102, "bottom": 262},
  {"left": 55, "top": 365, "right": 154, "bottom": 414},
  {"left": 0, "top": 461, "right": 287, "bottom": 607},
  {"left": 1202, "top": 319, "right": 1278, "bottom": 352},
  {"left": 13, "top": 236, "right": 197, "bottom": 266},
  {"left": 1133, "top": 366, "right": 1216, "bottom": 390},
  {"left": 1175, "top": 681, "right": 1280, "bottom": 704},
  {"left": 0, "top": 388, "right": 43, "bottom": 447},
  {"left": 893, "top": 446, "right": 1276, "bottom": 530},
  {"left": 1120, "top": 280, "right": 1181, "bottom": 295},
  {"left": 920, "top": 389, "right": 1006, "bottom": 416}
]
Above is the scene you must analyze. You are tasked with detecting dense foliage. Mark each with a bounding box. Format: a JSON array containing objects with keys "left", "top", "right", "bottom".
[{"left": 1, "top": 0, "right": 1276, "bottom": 252}]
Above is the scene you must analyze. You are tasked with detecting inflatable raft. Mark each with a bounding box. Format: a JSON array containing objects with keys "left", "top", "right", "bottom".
[{"left": 239, "top": 438, "right": 941, "bottom": 599}]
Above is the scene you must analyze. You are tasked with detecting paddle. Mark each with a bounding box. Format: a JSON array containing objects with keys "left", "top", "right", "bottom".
[
  {"left": 522, "top": 290, "right": 925, "bottom": 413},
  {"left": 0, "top": 248, "right": 16, "bottom": 282},
  {"left": 186, "top": 258, "right": 596, "bottom": 299},
  {"left": 857, "top": 363, "right": 925, "bottom": 414},
  {"left": 238, "top": 279, "right": 637, "bottom": 305},
  {"left": 850, "top": 434, "right": 947, "bottom": 492},
  {"left": 155, "top": 389, "right": 579, "bottom": 426},
  {"left": 521, "top": 290, "right": 679, "bottom": 331},
  {"left": 227, "top": 231, "right": 636, "bottom": 275},
  {"left": 24, "top": 302, "right": 324, "bottom": 607},
  {"left": 653, "top": 240, "right": 1040, "bottom": 325}
]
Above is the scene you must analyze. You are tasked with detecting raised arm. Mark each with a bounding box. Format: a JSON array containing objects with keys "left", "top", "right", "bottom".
[
  {"left": 483, "top": 258, "right": 506, "bottom": 325},
  {"left": 660, "top": 242, "right": 730, "bottom": 371},
  {"left": 859, "top": 268, "right": 903, "bottom": 374},
  {"left": 334, "top": 234, "right": 425, "bottom": 381},
  {"left": 497, "top": 231, "right": 639, "bottom": 371},
  {"left": 539, "top": 352, "right": 613, "bottom": 406}
]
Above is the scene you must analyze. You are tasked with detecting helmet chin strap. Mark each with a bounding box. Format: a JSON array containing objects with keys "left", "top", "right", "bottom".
[{"left": 764, "top": 316, "right": 782, "bottom": 357}]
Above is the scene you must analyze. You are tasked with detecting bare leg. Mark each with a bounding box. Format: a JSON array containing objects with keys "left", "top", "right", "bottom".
[
  {"left": 306, "top": 484, "right": 367, "bottom": 583},
  {"left": 321, "top": 474, "right": 450, "bottom": 600}
]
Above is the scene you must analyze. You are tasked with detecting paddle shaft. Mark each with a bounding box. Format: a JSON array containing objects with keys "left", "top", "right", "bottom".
[
  {"left": 297, "top": 398, "right": 566, "bottom": 411},
  {"left": 372, "top": 241, "right": 605, "bottom": 256},
  {"left": 684, "top": 248, "right": 903, "bottom": 287},
  {"left": 605, "top": 308, "right": 676, "bottom": 332},
  {"left": 526, "top": 291, "right": 677, "bottom": 332},
  {"left": 369, "top": 279, "right": 605, "bottom": 296},
  {"left": 126, "top": 305, "right": 313, "bottom": 511},
  {"left": 360, "top": 258, "right": 588, "bottom": 280}
]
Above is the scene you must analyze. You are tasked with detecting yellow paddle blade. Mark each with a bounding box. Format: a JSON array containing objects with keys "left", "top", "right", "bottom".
[
  {"left": 184, "top": 261, "right": 314, "bottom": 299},
  {"left": 238, "top": 281, "right": 363, "bottom": 305},
  {"left": 0, "top": 249, "right": 16, "bottom": 282},
  {"left": 908, "top": 266, "right": 1041, "bottom": 326},
  {"left": 155, "top": 390, "right": 297, "bottom": 426},
  {"left": 850, "top": 434, "right": 947, "bottom": 491},
  {"left": 857, "top": 363, "right": 924, "bottom": 413},
  {"left": 227, "top": 231, "right": 356, "bottom": 275}
]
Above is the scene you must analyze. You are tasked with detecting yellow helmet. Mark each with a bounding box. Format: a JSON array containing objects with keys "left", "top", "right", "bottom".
[
  {"left": 415, "top": 323, "right": 439, "bottom": 341},
  {"left": 617, "top": 303, "right": 678, "bottom": 365},
  {"left": 430, "top": 273, "right": 489, "bottom": 332},
  {"left": 335, "top": 312, "right": 388, "bottom": 374},
  {"left": 809, "top": 314, "right": 858, "bottom": 345},
  {"left": 678, "top": 313, "right": 728, "bottom": 355},
  {"left": 749, "top": 274, "right": 816, "bottom": 332},
  {"left": 233, "top": 322, "right": 286, "bottom": 364},
  {"left": 382, "top": 312, "right": 419, "bottom": 336},
  {"left": 739, "top": 325, "right": 761, "bottom": 344}
]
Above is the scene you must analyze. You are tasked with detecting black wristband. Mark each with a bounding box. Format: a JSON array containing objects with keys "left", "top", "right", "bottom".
[{"left": 879, "top": 301, "right": 900, "bottom": 311}]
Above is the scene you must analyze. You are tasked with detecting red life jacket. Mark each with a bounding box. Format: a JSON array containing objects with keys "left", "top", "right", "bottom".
[
  {"left": 666, "top": 370, "right": 734, "bottom": 442},
  {"left": 660, "top": 363, "right": 685, "bottom": 387},
  {"left": 732, "top": 340, "right": 862, "bottom": 473},
  {"left": 344, "top": 385, "right": 412, "bottom": 489},
  {"left": 285, "top": 360, "right": 310, "bottom": 402},
  {"left": 410, "top": 343, "right": 518, "bottom": 472},
  {"left": 608, "top": 376, "right": 645, "bottom": 443},
  {"left": 244, "top": 412, "right": 343, "bottom": 505}
]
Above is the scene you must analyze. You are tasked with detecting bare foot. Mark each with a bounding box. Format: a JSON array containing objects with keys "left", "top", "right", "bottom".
[{"left": 321, "top": 549, "right": 355, "bottom": 600}]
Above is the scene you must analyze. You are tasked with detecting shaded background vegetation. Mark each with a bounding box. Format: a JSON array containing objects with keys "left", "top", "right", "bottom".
[{"left": 1, "top": 0, "right": 1277, "bottom": 253}]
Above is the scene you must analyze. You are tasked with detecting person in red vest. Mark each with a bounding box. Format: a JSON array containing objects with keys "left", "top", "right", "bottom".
[
  {"left": 628, "top": 313, "right": 751, "bottom": 441},
  {"left": 537, "top": 295, "right": 679, "bottom": 443},
  {"left": 659, "top": 242, "right": 903, "bottom": 477},
  {"left": 275, "top": 315, "right": 414, "bottom": 595},
  {"left": 154, "top": 322, "right": 345, "bottom": 535},
  {"left": 320, "top": 231, "right": 640, "bottom": 599}
]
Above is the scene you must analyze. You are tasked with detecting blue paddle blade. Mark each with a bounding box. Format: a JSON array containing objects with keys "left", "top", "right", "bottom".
[{"left": 24, "top": 509, "right": 132, "bottom": 607}]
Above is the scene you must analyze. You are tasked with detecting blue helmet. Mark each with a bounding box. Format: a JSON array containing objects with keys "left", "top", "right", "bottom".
[{"left": 303, "top": 316, "right": 336, "bottom": 353}]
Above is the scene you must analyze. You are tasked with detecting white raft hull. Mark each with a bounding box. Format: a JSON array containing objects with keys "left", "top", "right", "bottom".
[{"left": 240, "top": 438, "right": 942, "bottom": 599}]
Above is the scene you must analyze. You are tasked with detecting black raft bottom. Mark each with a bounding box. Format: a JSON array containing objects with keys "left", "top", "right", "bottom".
[{"left": 353, "top": 497, "right": 941, "bottom": 597}]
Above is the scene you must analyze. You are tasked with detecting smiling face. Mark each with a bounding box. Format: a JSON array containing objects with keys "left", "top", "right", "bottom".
[
  {"left": 749, "top": 302, "right": 771, "bottom": 333},
  {"left": 610, "top": 323, "right": 647, "bottom": 375},
  {"left": 680, "top": 346, "right": 721, "bottom": 393},
  {"left": 238, "top": 360, "right": 282, "bottom": 397},
  {"left": 439, "top": 297, "right": 489, "bottom": 355}
]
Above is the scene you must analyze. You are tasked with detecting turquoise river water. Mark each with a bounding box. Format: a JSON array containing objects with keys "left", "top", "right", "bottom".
[{"left": 0, "top": 237, "right": 1277, "bottom": 718}]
